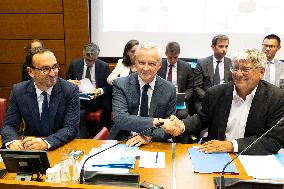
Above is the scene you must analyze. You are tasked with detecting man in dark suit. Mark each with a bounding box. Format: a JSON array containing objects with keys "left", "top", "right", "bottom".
[
  {"left": 157, "top": 41, "right": 193, "bottom": 119},
  {"left": 175, "top": 48, "right": 284, "bottom": 155},
  {"left": 194, "top": 34, "right": 232, "bottom": 113},
  {"left": 67, "top": 43, "right": 112, "bottom": 137},
  {"left": 109, "top": 42, "right": 183, "bottom": 146},
  {"left": 1, "top": 47, "right": 80, "bottom": 150}
]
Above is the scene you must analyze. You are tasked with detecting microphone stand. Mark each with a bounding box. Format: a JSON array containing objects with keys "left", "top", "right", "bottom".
[
  {"left": 218, "top": 116, "right": 284, "bottom": 189},
  {"left": 79, "top": 122, "right": 164, "bottom": 184}
]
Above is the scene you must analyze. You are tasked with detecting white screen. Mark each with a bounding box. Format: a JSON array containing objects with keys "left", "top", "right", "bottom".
[{"left": 90, "top": 0, "right": 284, "bottom": 59}]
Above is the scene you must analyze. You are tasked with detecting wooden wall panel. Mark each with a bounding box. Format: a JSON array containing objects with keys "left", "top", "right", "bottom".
[
  {"left": 0, "top": 87, "right": 12, "bottom": 99},
  {"left": 0, "top": 0, "right": 26, "bottom": 13},
  {"left": 58, "top": 64, "right": 66, "bottom": 79},
  {"left": 0, "top": 64, "right": 22, "bottom": 86},
  {"left": 0, "top": 40, "right": 28, "bottom": 63},
  {"left": 63, "top": 0, "right": 89, "bottom": 69},
  {"left": 27, "top": 14, "right": 64, "bottom": 39},
  {"left": 26, "top": 0, "right": 62, "bottom": 13},
  {"left": 43, "top": 40, "right": 65, "bottom": 66},
  {"left": 0, "top": 14, "right": 28, "bottom": 39}
]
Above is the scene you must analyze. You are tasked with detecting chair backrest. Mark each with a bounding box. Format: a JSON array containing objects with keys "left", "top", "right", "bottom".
[
  {"left": 0, "top": 98, "right": 7, "bottom": 128},
  {"left": 94, "top": 127, "right": 109, "bottom": 140}
]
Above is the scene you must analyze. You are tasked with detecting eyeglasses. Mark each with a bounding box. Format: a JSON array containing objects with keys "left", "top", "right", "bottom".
[
  {"left": 86, "top": 53, "right": 97, "bottom": 58},
  {"left": 230, "top": 67, "right": 258, "bottom": 74},
  {"left": 31, "top": 64, "right": 60, "bottom": 74}
]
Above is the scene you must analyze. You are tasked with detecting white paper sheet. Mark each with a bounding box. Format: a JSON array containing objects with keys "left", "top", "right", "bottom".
[
  {"left": 139, "top": 151, "right": 165, "bottom": 168},
  {"left": 0, "top": 155, "right": 2, "bottom": 162},
  {"left": 79, "top": 78, "right": 95, "bottom": 93},
  {"left": 239, "top": 155, "right": 284, "bottom": 179}
]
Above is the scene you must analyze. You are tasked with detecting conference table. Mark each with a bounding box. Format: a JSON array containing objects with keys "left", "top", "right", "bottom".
[{"left": 0, "top": 139, "right": 252, "bottom": 189}]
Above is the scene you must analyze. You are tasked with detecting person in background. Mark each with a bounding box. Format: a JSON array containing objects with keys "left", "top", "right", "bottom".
[
  {"left": 107, "top": 40, "right": 139, "bottom": 85},
  {"left": 109, "top": 42, "right": 183, "bottom": 146},
  {"left": 1, "top": 47, "right": 80, "bottom": 150},
  {"left": 194, "top": 34, "right": 232, "bottom": 114},
  {"left": 22, "top": 39, "right": 44, "bottom": 81},
  {"left": 261, "top": 34, "right": 284, "bottom": 88},
  {"left": 67, "top": 43, "right": 112, "bottom": 137},
  {"left": 174, "top": 48, "right": 284, "bottom": 155}
]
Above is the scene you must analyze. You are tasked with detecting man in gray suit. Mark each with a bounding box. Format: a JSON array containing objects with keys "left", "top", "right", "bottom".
[
  {"left": 194, "top": 34, "right": 232, "bottom": 113},
  {"left": 1, "top": 47, "right": 80, "bottom": 150},
  {"left": 261, "top": 34, "right": 284, "bottom": 89},
  {"left": 109, "top": 42, "right": 182, "bottom": 146}
]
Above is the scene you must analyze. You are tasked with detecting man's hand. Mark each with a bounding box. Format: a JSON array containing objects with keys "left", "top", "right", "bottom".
[
  {"left": 199, "top": 140, "right": 234, "bottom": 153},
  {"left": 8, "top": 140, "right": 24, "bottom": 150},
  {"left": 160, "top": 118, "right": 182, "bottom": 136},
  {"left": 93, "top": 88, "right": 102, "bottom": 99},
  {"left": 68, "top": 79, "right": 81, "bottom": 86},
  {"left": 126, "top": 135, "right": 152, "bottom": 147},
  {"left": 22, "top": 137, "right": 48, "bottom": 150}
]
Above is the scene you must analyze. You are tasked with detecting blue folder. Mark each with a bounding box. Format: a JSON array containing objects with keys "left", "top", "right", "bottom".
[{"left": 188, "top": 147, "right": 238, "bottom": 174}]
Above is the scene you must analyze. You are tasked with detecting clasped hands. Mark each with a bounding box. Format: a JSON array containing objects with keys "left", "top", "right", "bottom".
[
  {"left": 8, "top": 137, "right": 48, "bottom": 151},
  {"left": 158, "top": 115, "right": 185, "bottom": 137}
]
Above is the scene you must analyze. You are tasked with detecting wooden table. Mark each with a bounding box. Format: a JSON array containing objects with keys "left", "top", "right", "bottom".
[{"left": 0, "top": 139, "right": 251, "bottom": 189}]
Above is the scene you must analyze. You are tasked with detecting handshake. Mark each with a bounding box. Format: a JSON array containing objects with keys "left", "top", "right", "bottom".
[{"left": 154, "top": 115, "right": 185, "bottom": 137}]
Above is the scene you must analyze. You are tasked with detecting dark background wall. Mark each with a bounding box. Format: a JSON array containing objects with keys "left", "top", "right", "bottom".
[{"left": 0, "top": 0, "right": 89, "bottom": 98}]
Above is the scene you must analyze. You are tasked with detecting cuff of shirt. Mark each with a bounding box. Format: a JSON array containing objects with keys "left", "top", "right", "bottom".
[
  {"left": 98, "top": 88, "right": 104, "bottom": 95},
  {"left": 5, "top": 140, "right": 17, "bottom": 148},
  {"left": 42, "top": 139, "right": 51, "bottom": 150},
  {"left": 231, "top": 140, "right": 238, "bottom": 152}
]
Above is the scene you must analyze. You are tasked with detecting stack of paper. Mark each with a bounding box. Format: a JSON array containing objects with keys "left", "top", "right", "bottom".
[{"left": 188, "top": 147, "right": 238, "bottom": 173}]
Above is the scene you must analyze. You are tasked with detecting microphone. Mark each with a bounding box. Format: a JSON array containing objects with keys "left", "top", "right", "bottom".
[
  {"left": 218, "top": 116, "right": 284, "bottom": 189},
  {"left": 79, "top": 121, "right": 165, "bottom": 184}
]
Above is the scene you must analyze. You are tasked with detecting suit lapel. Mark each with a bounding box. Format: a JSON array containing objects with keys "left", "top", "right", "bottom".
[
  {"left": 224, "top": 58, "right": 231, "bottom": 82},
  {"left": 177, "top": 61, "right": 183, "bottom": 92},
  {"left": 149, "top": 77, "right": 162, "bottom": 116},
  {"left": 24, "top": 81, "right": 41, "bottom": 133},
  {"left": 128, "top": 74, "right": 140, "bottom": 115},
  {"left": 206, "top": 56, "right": 214, "bottom": 84},
  {"left": 275, "top": 60, "right": 280, "bottom": 86},
  {"left": 159, "top": 60, "right": 168, "bottom": 79},
  {"left": 48, "top": 80, "right": 62, "bottom": 134},
  {"left": 77, "top": 59, "right": 84, "bottom": 80}
]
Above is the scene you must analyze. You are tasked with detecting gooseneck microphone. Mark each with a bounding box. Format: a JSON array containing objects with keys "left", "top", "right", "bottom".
[
  {"left": 218, "top": 116, "right": 284, "bottom": 189},
  {"left": 79, "top": 122, "right": 164, "bottom": 184}
]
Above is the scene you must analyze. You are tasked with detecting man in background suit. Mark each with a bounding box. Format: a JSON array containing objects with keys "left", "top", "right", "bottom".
[
  {"left": 109, "top": 42, "right": 183, "bottom": 146},
  {"left": 67, "top": 43, "right": 112, "bottom": 137},
  {"left": 175, "top": 48, "right": 284, "bottom": 155},
  {"left": 1, "top": 47, "right": 80, "bottom": 150},
  {"left": 261, "top": 34, "right": 284, "bottom": 89},
  {"left": 157, "top": 41, "right": 194, "bottom": 119},
  {"left": 194, "top": 34, "right": 232, "bottom": 113}
]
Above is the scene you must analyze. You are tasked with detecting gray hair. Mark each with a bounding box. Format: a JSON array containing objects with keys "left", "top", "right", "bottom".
[
  {"left": 83, "top": 43, "right": 100, "bottom": 56},
  {"left": 212, "top": 34, "right": 229, "bottom": 46},
  {"left": 232, "top": 48, "right": 267, "bottom": 68},
  {"left": 135, "top": 42, "right": 162, "bottom": 62}
]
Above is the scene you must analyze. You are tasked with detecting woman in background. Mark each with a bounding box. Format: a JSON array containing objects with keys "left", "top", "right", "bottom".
[
  {"left": 107, "top": 39, "right": 139, "bottom": 85},
  {"left": 22, "top": 39, "right": 43, "bottom": 81}
]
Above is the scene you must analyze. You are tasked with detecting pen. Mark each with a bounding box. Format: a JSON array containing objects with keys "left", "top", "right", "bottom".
[
  {"left": 155, "top": 152, "right": 159, "bottom": 163},
  {"left": 22, "top": 127, "right": 25, "bottom": 140}
]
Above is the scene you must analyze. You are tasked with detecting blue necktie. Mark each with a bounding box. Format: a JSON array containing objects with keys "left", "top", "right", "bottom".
[
  {"left": 140, "top": 84, "right": 150, "bottom": 117},
  {"left": 41, "top": 91, "right": 49, "bottom": 136}
]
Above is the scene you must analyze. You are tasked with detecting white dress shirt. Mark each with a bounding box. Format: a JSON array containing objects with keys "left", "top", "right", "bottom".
[
  {"left": 213, "top": 56, "right": 225, "bottom": 84},
  {"left": 83, "top": 59, "right": 96, "bottom": 87},
  {"left": 166, "top": 60, "right": 178, "bottom": 92},
  {"left": 264, "top": 59, "right": 276, "bottom": 85},
  {"left": 226, "top": 85, "right": 257, "bottom": 152}
]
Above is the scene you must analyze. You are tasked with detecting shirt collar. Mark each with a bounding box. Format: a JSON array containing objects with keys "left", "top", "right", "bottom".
[
  {"left": 268, "top": 59, "right": 275, "bottom": 64},
  {"left": 138, "top": 75, "right": 156, "bottom": 90},
  {"left": 167, "top": 60, "right": 177, "bottom": 67},
  {"left": 233, "top": 84, "right": 257, "bottom": 102},
  {"left": 213, "top": 56, "right": 224, "bottom": 63},
  {"left": 34, "top": 82, "right": 53, "bottom": 98}
]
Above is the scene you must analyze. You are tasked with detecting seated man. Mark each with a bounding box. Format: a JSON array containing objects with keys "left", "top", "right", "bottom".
[
  {"left": 1, "top": 47, "right": 80, "bottom": 150},
  {"left": 67, "top": 43, "right": 112, "bottom": 137},
  {"left": 175, "top": 48, "right": 284, "bottom": 155},
  {"left": 109, "top": 42, "right": 182, "bottom": 146}
]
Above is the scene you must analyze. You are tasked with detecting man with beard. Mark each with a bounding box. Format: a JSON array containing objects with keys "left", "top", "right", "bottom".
[{"left": 1, "top": 47, "right": 80, "bottom": 150}]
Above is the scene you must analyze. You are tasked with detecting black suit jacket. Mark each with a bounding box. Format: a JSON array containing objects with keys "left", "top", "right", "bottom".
[
  {"left": 67, "top": 58, "right": 112, "bottom": 95},
  {"left": 184, "top": 81, "right": 284, "bottom": 155},
  {"left": 157, "top": 59, "right": 194, "bottom": 101},
  {"left": 194, "top": 56, "right": 232, "bottom": 99},
  {"left": 1, "top": 78, "right": 80, "bottom": 150}
]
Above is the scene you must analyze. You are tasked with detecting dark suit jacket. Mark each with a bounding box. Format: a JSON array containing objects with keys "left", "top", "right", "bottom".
[
  {"left": 67, "top": 58, "right": 112, "bottom": 95},
  {"left": 109, "top": 73, "right": 176, "bottom": 140},
  {"left": 157, "top": 59, "right": 194, "bottom": 101},
  {"left": 1, "top": 78, "right": 80, "bottom": 150},
  {"left": 184, "top": 81, "right": 284, "bottom": 155},
  {"left": 194, "top": 56, "right": 232, "bottom": 99}
]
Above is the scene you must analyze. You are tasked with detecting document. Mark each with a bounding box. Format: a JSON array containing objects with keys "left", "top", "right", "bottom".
[
  {"left": 239, "top": 155, "right": 284, "bottom": 179},
  {"left": 79, "top": 78, "right": 95, "bottom": 94},
  {"left": 139, "top": 151, "right": 165, "bottom": 168},
  {"left": 189, "top": 147, "right": 238, "bottom": 173},
  {"left": 0, "top": 155, "right": 2, "bottom": 162}
]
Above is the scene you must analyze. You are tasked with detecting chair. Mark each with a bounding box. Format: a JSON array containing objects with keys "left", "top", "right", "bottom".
[
  {"left": 85, "top": 109, "right": 103, "bottom": 122},
  {"left": 94, "top": 127, "right": 109, "bottom": 140},
  {"left": 0, "top": 98, "right": 7, "bottom": 128}
]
